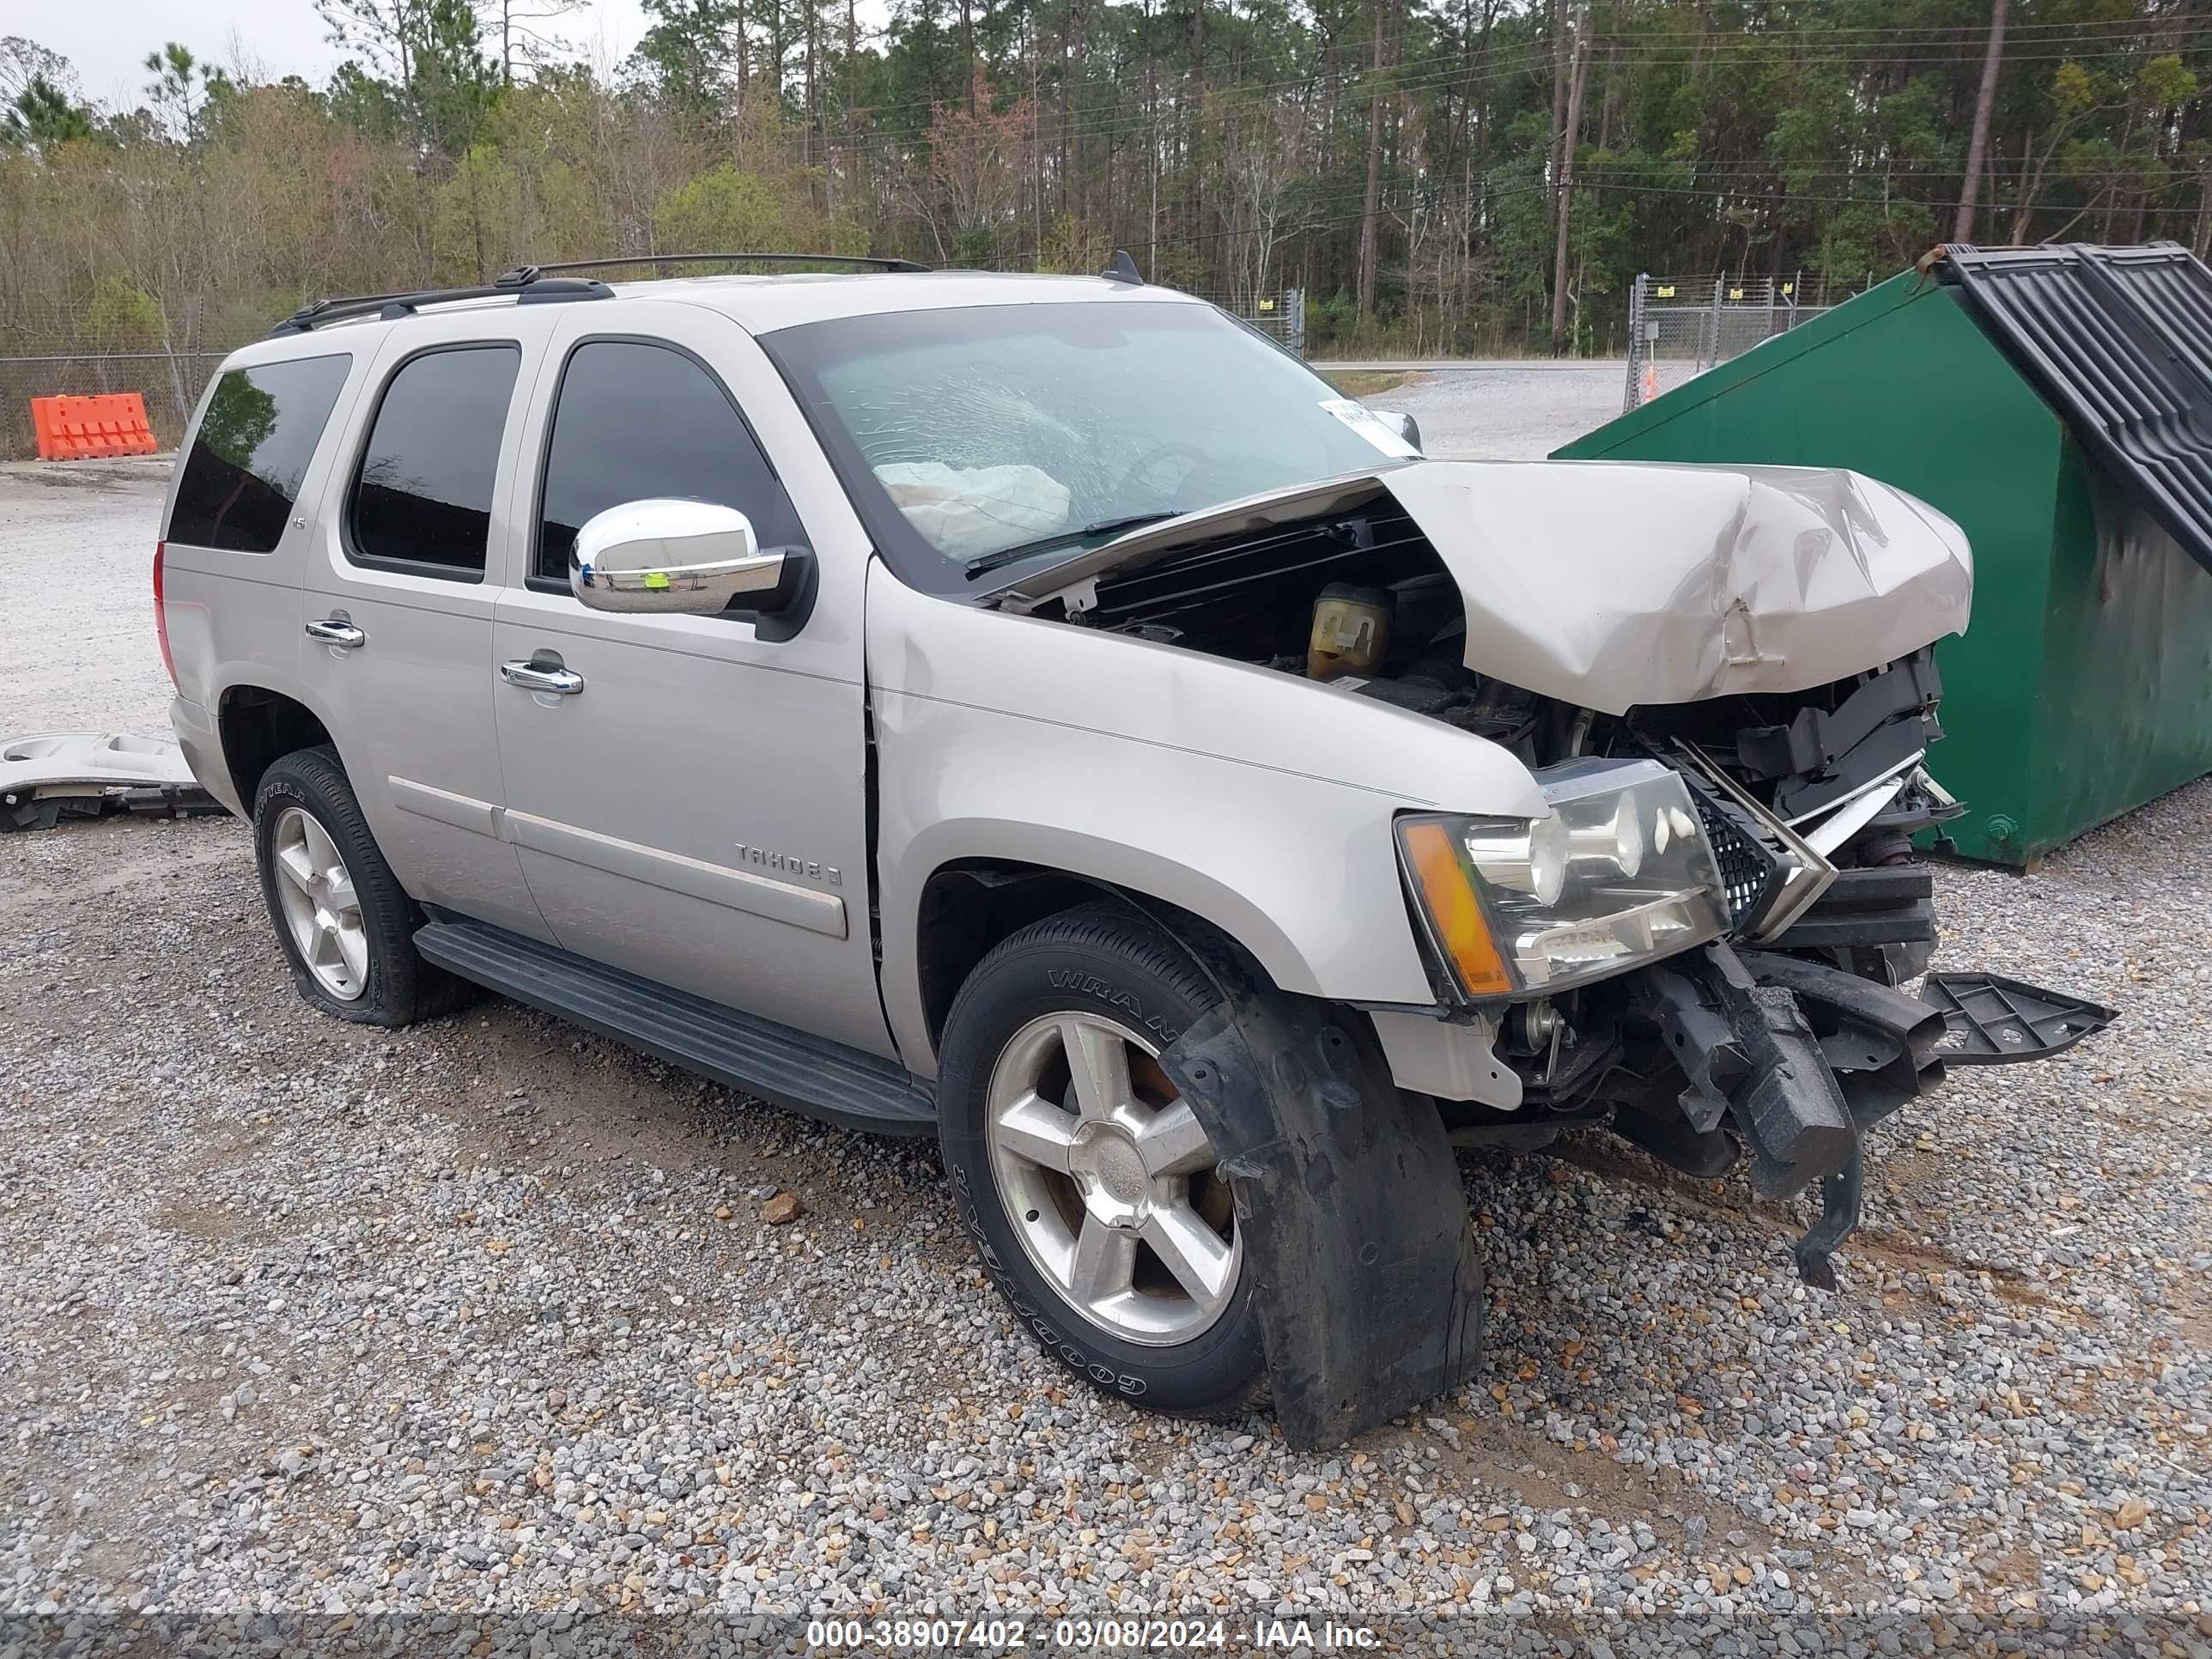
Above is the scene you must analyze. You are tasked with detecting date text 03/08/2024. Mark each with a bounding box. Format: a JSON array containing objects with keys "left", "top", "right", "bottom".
[{"left": 804, "top": 1617, "right": 1384, "bottom": 1650}]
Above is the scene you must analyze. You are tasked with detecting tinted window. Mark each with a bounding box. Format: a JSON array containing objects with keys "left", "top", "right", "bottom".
[
  {"left": 167, "top": 356, "right": 351, "bottom": 552},
  {"left": 349, "top": 345, "right": 520, "bottom": 577},
  {"left": 536, "top": 340, "right": 805, "bottom": 583}
]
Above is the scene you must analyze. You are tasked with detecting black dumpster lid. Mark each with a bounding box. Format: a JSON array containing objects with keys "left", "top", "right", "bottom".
[{"left": 1936, "top": 240, "right": 2212, "bottom": 576}]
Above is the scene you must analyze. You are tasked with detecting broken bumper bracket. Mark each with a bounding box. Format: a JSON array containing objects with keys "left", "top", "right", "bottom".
[
  {"left": 1646, "top": 945, "right": 2114, "bottom": 1288},
  {"left": 1791, "top": 1142, "right": 1863, "bottom": 1292},
  {"left": 1919, "top": 972, "right": 2117, "bottom": 1064}
]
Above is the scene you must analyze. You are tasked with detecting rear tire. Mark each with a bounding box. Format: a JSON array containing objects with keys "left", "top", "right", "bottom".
[
  {"left": 252, "top": 745, "right": 474, "bottom": 1027},
  {"left": 938, "top": 903, "right": 1266, "bottom": 1419}
]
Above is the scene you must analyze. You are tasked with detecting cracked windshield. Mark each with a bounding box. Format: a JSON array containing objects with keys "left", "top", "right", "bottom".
[{"left": 773, "top": 301, "right": 1416, "bottom": 574}]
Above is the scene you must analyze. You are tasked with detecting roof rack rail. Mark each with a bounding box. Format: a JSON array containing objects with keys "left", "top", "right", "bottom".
[
  {"left": 270, "top": 270, "right": 613, "bottom": 337},
  {"left": 501, "top": 252, "right": 932, "bottom": 280}
]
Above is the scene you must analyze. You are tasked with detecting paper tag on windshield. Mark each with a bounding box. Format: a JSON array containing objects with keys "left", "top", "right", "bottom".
[{"left": 1320, "top": 398, "right": 1420, "bottom": 459}]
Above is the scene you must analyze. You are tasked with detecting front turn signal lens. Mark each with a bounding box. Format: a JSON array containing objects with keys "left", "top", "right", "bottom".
[{"left": 1398, "top": 818, "right": 1514, "bottom": 997}]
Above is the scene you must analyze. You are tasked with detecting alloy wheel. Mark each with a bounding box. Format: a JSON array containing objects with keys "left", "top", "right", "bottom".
[
  {"left": 270, "top": 805, "right": 368, "bottom": 1001},
  {"left": 984, "top": 1010, "right": 1241, "bottom": 1346}
]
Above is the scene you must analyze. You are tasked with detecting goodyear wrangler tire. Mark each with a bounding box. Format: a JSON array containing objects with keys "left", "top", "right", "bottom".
[{"left": 937, "top": 904, "right": 1267, "bottom": 1418}]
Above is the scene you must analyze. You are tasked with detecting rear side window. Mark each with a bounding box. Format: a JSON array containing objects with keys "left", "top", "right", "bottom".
[
  {"left": 534, "top": 339, "right": 805, "bottom": 583},
  {"left": 349, "top": 345, "right": 521, "bottom": 579},
  {"left": 167, "top": 355, "right": 351, "bottom": 553}
]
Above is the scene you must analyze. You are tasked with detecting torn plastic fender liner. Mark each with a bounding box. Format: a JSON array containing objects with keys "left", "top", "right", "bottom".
[{"left": 1156, "top": 935, "right": 1482, "bottom": 1449}]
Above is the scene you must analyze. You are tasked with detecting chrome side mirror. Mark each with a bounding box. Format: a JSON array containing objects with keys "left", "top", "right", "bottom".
[
  {"left": 1372, "top": 410, "right": 1423, "bottom": 453},
  {"left": 571, "top": 499, "right": 789, "bottom": 617}
]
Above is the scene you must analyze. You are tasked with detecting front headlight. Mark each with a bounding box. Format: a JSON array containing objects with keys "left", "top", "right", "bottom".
[{"left": 1396, "top": 758, "right": 1730, "bottom": 998}]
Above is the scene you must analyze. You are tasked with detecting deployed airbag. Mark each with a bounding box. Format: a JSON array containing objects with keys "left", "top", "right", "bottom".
[{"left": 876, "top": 461, "right": 1071, "bottom": 559}]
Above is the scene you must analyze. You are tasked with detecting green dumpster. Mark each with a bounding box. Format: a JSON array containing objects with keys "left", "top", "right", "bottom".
[{"left": 1554, "top": 245, "right": 2212, "bottom": 866}]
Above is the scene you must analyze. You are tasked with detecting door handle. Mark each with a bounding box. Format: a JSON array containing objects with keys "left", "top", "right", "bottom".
[
  {"left": 499, "top": 659, "right": 586, "bottom": 696},
  {"left": 305, "top": 617, "right": 366, "bottom": 648}
]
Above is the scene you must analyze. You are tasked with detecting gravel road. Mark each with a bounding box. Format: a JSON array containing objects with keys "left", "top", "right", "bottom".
[
  {"left": 1351, "top": 362, "right": 1630, "bottom": 461},
  {"left": 0, "top": 456, "right": 175, "bottom": 738},
  {"left": 3, "top": 424, "right": 2209, "bottom": 1656}
]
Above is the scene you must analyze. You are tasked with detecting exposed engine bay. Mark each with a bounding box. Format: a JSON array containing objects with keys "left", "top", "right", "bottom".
[
  {"left": 1042, "top": 489, "right": 1960, "bottom": 884},
  {"left": 1006, "top": 482, "right": 2114, "bottom": 1285}
]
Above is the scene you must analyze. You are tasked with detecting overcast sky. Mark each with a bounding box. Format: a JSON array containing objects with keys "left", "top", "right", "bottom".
[{"left": 15, "top": 0, "right": 659, "bottom": 110}]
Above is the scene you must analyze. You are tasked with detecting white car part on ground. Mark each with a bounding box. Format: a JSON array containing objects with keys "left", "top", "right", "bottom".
[{"left": 0, "top": 732, "right": 220, "bottom": 830}]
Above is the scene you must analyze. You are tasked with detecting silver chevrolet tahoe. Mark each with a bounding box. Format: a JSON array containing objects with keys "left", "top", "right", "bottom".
[{"left": 158, "top": 254, "right": 2111, "bottom": 1446}]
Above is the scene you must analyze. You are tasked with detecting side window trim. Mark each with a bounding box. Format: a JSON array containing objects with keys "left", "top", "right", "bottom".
[
  {"left": 526, "top": 331, "right": 799, "bottom": 596},
  {"left": 341, "top": 338, "right": 525, "bottom": 586}
]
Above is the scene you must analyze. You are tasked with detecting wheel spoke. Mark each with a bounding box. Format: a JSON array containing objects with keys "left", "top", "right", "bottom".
[
  {"left": 1066, "top": 1216, "right": 1137, "bottom": 1307},
  {"left": 274, "top": 838, "right": 316, "bottom": 894},
  {"left": 1133, "top": 1099, "right": 1214, "bottom": 1177},
  {"left": 301, "top": 814, "right": 343, "bottom": 880},
  {"left": 333, "top": 921, "right": 369, "bottom": 987},
  {"left": 1143, "top": 1202, "right": 1236, "bottom": 1307},
  {"left": 322, "top": 870, "right": 359, "bottom": 918},
  {"left": 1060, "top": 1016, "right": 1133, "bottom": 1123},
  {"left": 309, "top": 921, "right": 344, "bottom": 974},
  {"left": 994, "top": 1091, "right": 1080, "bottom": 1173}
]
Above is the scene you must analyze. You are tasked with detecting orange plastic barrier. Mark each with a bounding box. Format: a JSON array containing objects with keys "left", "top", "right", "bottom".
[{"left": 30, "top": 392, "right": 159, "bottom": 460}]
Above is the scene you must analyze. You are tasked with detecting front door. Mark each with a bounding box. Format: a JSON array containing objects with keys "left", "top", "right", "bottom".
[
  {"left": 298, "top": 313, "right": 554, "bottom": 942},
  {"left": 489, "top": 302, "right": 890, "bottom": 1058}
]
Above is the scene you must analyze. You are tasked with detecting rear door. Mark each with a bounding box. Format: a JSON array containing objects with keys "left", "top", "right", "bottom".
[
  {"left": 296, "top": 313, "right": 553, "bottom": 941},
  {"left": 489, "top": 301, "right": 890, "bottom": 1056},
  {"left": 159, "top": 349, "right": 358, "bottom": 743}
]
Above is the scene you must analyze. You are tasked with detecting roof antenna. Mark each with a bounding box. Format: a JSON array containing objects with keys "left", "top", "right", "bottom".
[{"left": 1101, "top": 249, "right": 1145, "bottom": 285}]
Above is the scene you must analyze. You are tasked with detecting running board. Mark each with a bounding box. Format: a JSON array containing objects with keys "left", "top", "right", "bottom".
[{"left": 414, "top": 917, "right": 937, "bottom": 1135}]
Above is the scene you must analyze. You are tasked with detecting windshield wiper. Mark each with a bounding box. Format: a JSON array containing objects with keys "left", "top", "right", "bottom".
[{"left": 962, "top": 511, "right": 1182, "bottom": 580}]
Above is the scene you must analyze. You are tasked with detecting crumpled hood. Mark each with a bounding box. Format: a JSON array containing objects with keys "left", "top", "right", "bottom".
[
  {"left": 997, "top": 459, "right": 1974, "bottom": 716},
  {"left": 1389, "top": 459, "right": 1973, "bottom": 714}
]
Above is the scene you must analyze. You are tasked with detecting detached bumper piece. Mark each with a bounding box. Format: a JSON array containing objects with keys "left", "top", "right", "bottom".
[
  {"left": 1643, "top": 943, "right": 2113, "bottom": 1289},
  {"left": 0, "top": 732, "right": 223, "bottom": 832},
  {"left": 1919, "top": 972, "right": 2116, "bottom": 1063}
]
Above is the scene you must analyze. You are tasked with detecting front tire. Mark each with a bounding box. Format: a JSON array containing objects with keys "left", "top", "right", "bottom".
[
  {"left": 252, "top": 745, "right": 471, "bottom": 1028},
  {"left": 938, "top": 904, "right": 1266, "bottom": 1418}
]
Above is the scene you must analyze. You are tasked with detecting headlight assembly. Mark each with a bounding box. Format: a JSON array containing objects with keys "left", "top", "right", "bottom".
[{"left": 1396, "top": 758, "right": 1731, "bottom": 998}]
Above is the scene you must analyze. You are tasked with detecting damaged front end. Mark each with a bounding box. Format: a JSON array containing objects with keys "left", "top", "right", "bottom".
[
  {"left": 1418, "top": 662, "right": 2116, "bottom": 1288},
  {"left": 989, "top": 456, "right": 2115, "bottom": 1287}
]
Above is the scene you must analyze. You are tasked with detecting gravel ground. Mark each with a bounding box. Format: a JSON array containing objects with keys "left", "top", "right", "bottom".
[
  {"left": 1363, "top": 362, "right": 1628, "bottom": 461},
  {"left": 0, "top": 456, "right": 175, "bottom": 738},
  {"left": 3, "top": 416, "right": 2209, "bottom": 1657}
]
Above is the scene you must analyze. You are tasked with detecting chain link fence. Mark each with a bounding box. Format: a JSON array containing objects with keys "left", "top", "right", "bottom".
[
  {"left": 0, "top": 350, "right": 235, "bottom": 459},
  {"left": 1622, "top": 273, "right": 1869, "bottom": 413},
  {"left": 1194, "top": 289, "right": 1307, "bottom": 357},
  {"left": 0, "top": 284, "right": 268, "bottom": 459}
]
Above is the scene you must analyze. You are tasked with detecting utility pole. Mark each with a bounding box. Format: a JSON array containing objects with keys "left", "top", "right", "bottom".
[
  {"left": 1955, "top": 0, "right": 2008, "bottom": 241},
  {"left": 1357, "top": 0, "right": 1390, "bottom": 318},
  {"left": 1548, "top": 0, "right": 1589, "bottom": 356}
]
